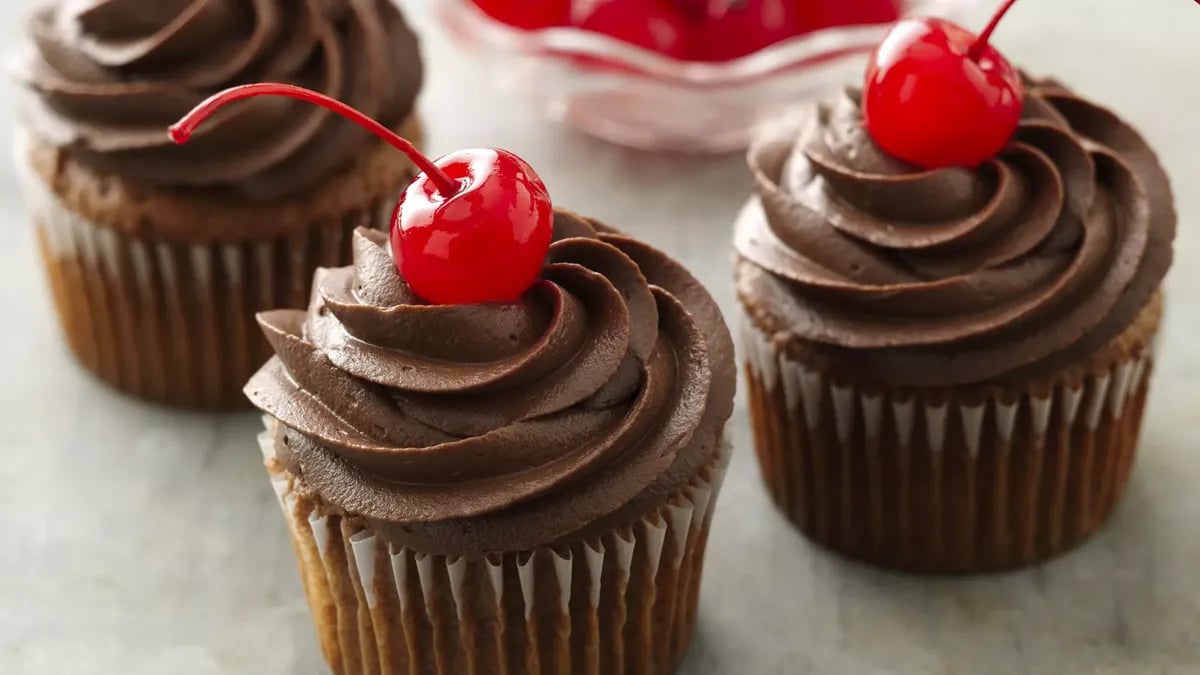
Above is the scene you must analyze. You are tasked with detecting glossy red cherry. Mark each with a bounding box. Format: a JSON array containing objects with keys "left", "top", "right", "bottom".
[
  {"left": 806, "top": 0, "right": 900, "bottom": 30},
  {"left": 692, "top": 0, "right": 806, "bottom": 62},
  {"left": 576, "top": 0, "right": 692, "bottom": 60},
  {"left": 391, "top": 148, "right": 552, "bottom": 305},
  {"left": 671, "top": 0, "right": 709, "bottom": 20},
  {"left": 170, "top": 84, "right": 553, "bottom": 305},
  {"left": 862, "top": 0, "right": 1024, "bottom": 169},
  {"left": 471, "top": 0, "right": 570, "bottom": 30}
]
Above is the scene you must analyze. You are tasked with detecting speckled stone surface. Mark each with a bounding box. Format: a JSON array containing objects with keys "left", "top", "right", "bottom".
[{"left": 1, "top": 1, "right": 1197, "bottom": 674}]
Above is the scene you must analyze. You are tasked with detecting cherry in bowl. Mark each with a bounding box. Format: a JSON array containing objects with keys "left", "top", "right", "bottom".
[
  {"left": 442, "top": 0, "right": 983, "bottom": 153},
  {"left": 471, "top": 0, "right": 571, "bottom": 30}
]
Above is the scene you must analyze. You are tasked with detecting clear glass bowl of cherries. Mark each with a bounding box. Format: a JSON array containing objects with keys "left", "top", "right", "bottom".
[{"left": 436, "top": 0, "right": 982, "bottom": 153}]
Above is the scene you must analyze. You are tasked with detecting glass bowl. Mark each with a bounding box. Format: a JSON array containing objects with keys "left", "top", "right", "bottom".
[{"left": 435, "top": 0, "right": 982, "bottom": 153}]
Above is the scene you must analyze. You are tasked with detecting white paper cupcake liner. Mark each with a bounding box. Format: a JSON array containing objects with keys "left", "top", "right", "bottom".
[
  {"left": 740, "top": 303, "right": 1159, "bottom": 574},
  {"left": 259, "top": 418, "right": 731, "bottom": 675},
  {"left": 16, "top": 133, "right": 400, "bottom": 409}
]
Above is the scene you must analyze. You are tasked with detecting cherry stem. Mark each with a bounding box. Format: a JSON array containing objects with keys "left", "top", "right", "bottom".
[
  {"left": 169, "top": 83, "right": 460, "bottom": 198},
  {"left": 967, "top": 0, "right": 1019, "bottom": 62}
]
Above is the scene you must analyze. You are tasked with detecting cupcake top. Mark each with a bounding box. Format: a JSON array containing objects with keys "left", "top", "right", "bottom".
[
  {"left": 736, "top": 76, "right": 1175, "bottom": 388},
  {"left": 247, "top": 212, "right": 736, "bottom": 556},
  {"left": 13, "top": 0, "right": 421, "bottom": 201}
]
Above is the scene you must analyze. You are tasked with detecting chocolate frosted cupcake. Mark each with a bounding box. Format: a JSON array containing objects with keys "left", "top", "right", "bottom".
[
  {"left": 736, "top": 77, "right": 1175, "bottom": 572},
  {"left": 251, "top": 213, "right": 735, "bottom": 674},
  {"left": 12, "top": 0, "right": 423, "bottom": 408}
]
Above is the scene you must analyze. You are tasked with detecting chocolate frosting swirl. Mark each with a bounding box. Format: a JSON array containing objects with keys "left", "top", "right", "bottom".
[
  {"left": 247, "top": 212, "right": 736, "bottom": 555},
  {"left": 14, "top": 0, "right": 422, "bottom": 200},
  {"left": 736, "top": 77, "right": 1175, "bottom": 387}
]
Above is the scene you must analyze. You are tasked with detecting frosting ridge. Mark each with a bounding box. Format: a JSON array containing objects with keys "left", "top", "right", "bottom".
[
  {"left": 248, "top": 212, "right": 736, "bottom": 554},
  {"left": 736, "top": 77, "right": 1175, "bottom": 387},
  {"left": 15, "top": 0, "right": 422, "bottom": 200}
]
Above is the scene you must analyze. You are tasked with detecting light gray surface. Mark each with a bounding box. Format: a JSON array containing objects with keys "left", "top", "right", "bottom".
[{"left": 2, "top": 2, "right": 1198, "bottom": 674}]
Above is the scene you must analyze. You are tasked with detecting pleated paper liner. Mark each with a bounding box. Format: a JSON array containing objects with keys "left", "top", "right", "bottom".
[
  {"left": 740, "top": 297, "right": 1162, "bottom": 574},
  {"left": 260, "top": 418, "right": 732, "bottom": 675},
  {"left": 17, "top": 126, "right": 419, "bottom": 410}
]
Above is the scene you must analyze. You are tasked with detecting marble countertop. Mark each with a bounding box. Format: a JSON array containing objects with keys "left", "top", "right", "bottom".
[{"left": 2, "top": 1, "right": 1197, "bottom": 674}]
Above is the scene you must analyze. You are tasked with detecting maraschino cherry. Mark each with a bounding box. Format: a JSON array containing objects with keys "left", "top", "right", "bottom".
[
  {"left": 170, "top": 84, "right": 553, "bottom": 306},
  {"left": 692, "top": 0, "right": 805, "bottom": 63},
  {"left": 472, "top": 0, "right": 570, "bottom": 30},
  {"left": 862, "top": 0, "right": 1024, "bottom": 169},
  {"left": 808, "top": 0, "right": 900, "bottom": 31},
  {"left": 576, "top": 0, "right": 692, "bottom": 60}
]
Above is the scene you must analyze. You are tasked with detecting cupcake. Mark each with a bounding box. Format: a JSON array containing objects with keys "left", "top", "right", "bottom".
[
  {"left": 12, "top": 0, "right": 424, "bottom": 408},
  {"left": 735, "top": 14, "right": 1175, "bottom": 572},
  {"left": 194, "top": 84, "right": 740, "bottom": 673}
]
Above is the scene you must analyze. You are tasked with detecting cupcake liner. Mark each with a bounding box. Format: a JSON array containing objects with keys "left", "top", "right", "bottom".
[
  {"left": 17, "top": 135, "right": 403, "bottom": 410},
  {"left": 259, "top": 418, "right": 732, "bottom": 675},
  {"left": 740, "top": 305, "right": 1159, "bottom": 574}
]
